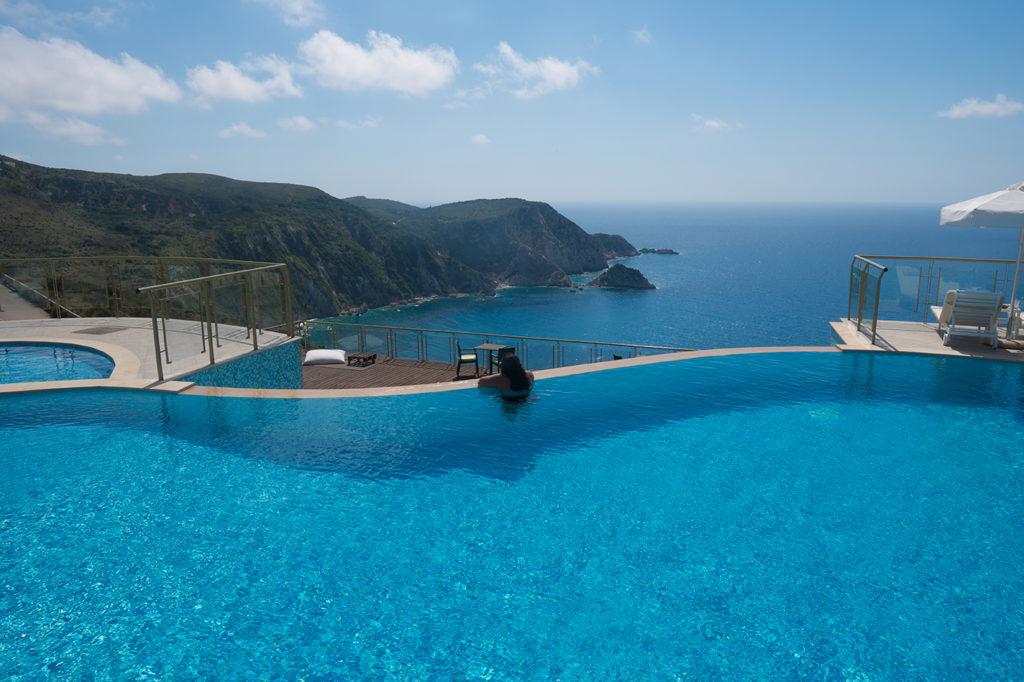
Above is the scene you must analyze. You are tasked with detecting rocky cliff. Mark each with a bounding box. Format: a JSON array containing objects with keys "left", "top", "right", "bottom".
[
  {"left": 0, "top": 157, "right": 637, "bottom": 317},
  {"left": 592, "top": 233, "right": 640, "bottom": 259},
  {"left": 346, "top": 197, "right": 638, "bottom": 287}
]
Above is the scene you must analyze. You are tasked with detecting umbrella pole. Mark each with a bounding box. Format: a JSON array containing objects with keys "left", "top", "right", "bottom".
[{"left": 1008, "top": 225, "right": 1024, "bottom": 338}]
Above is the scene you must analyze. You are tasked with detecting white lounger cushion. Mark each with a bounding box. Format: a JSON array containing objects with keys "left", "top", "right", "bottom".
[
  {"left": 934, "top": 290, "right": 1003, "bottom": 348},
  {"left": 303, "top": 349, "right": 347, "bottom": 365}
]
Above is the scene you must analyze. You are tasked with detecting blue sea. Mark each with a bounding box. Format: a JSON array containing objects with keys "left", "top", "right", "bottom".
[{"left": 353, "top": 203, "right": 1021, "bottom": 348}]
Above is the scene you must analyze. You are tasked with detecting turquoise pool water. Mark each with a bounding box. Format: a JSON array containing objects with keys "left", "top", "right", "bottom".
[
  {"left": 2, "top": 352, "right": 1023, "bottom": 677},
  {"left": 0, "top": 342, "right": 114, "bottom": 384}
]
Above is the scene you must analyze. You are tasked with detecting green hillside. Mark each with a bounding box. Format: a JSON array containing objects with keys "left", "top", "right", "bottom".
[{"left": 0, "top": 156, "right": 636, "bottom": 317}]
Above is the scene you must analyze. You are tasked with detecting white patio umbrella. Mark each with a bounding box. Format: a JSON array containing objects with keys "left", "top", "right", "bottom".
[{"left": 940, "top": 182, "right": 1024, "bottom": 336}]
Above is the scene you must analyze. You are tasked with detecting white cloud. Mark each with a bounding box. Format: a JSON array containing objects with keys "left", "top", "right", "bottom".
[
  {"left": 938, "top": 94, "right": 1023, "bottom": 119},
  {"left": 0, "top": 0, "right": 116, "bottom": 31},
  {"left": 0, "top": 27, "right": 181, "bottom": 117},
  {"left": 299, "top": 30, "right": 458, "bottom": 95},
  {"left": 444, "top": 84, "right": 491, "bottom": 110},
  {"left": 250, "top": 0, "right": 323, "bottom": 28},
  {"left": 476, "top": 42, "right": 599, "bottom": 99},
  {"left": 470, "top": 133, "right": 491, "bottom": 145},
  {"left": 279, "top": 114, "right": 315, "bottom": 131},
  {"left": 25, "top": 112, "right": 123, "bottom": 145},
  {"left": 691, "top": 114, "right": 741, "bottom": 131},
  {"left": 187, "top": 55, "right": 300, "bottom": 103},
  {"left": 188, "top": 152, "right": 200, "bottom": 160},
  {"left": 631, "top": 27, "right": 652, "bottom": 44},
  {"left": 336, "top": 115, "right": 381, "bottom": 129},
  {"left": 219, "top": 121, "right": 267, "bottom": 139}
]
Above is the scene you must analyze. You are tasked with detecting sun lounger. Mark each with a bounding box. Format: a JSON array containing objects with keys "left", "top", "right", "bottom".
[{"left": 930, "top": 289, "right": 1003, "bottom": 348}]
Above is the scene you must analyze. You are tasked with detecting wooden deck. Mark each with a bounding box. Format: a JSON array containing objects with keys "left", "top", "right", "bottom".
[{"left": 302, "top": 357, "right": 480, "bottom": 389}]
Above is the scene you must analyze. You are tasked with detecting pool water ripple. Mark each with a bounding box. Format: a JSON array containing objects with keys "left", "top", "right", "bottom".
[
  {"left": 0, "top": 343, "right": 114, "bottom": 384},
  {"left": 1, "top": 352, "right": 1023, "bottom": 677}
]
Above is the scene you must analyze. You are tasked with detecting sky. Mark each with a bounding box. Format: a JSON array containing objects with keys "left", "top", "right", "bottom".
[{"left": 0, "top": 0, "right": 1022, "bottom": 205}]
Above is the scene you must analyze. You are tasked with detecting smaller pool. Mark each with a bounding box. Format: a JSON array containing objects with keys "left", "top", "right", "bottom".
[{"left": 0, "top": 343, "right": 114, "bottom": 384}]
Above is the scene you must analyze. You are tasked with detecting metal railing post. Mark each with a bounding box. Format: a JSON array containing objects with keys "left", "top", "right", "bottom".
[
  {"left": 856, "top": 269, "right": 868, "bottom": 331},
  {"left": 923, "top": 260, "right": 934, "bottom": 321},
  {"left": 148, "top": 291, "right": 164, "bottom": 381},
  {"left": 914, "top": 265, "right": 923, "bottom": 314},
  {"left": 160, "top": 294, "right": 171, "bottom": 364},
  {"left": 46, "top": 261, "right": 60, "bottom": 319},
  {"left": 247, "top": 272, "right": 259, "bottom": 351},
  {"left": 847, "top": 257, "right": 856, "bottom": 319},
  {"left": 212, "top": 284, "right": 222, "bottom": 348},
  {"left": 280, "top": 267, "right": 295, "bottom": 337},
  {"left": 870, "top": 269, "right": 886, "bottom": 344},
  {"left": 203, "top": 281, "right": 216, "bottom": 365}
]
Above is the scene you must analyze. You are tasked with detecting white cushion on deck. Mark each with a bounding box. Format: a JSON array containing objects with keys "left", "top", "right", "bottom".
[{"left": 303, "top": 349, "right": 347, "bottom": 365}]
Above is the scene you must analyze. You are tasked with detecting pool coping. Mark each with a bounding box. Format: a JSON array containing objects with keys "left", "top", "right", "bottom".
[
  {"left": 179, "top": 346, "right": 839, "bottom": 399},
  {"left": 0, "top": 337, "right": 140, "bottom": 385},
  {"left": 0, "top": 345, "right": 839, "bottom": 398}
]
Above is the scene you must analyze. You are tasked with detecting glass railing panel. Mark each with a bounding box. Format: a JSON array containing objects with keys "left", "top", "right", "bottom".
[{"left": 868, "top": 258, "right": 1018, "bottom": 324}]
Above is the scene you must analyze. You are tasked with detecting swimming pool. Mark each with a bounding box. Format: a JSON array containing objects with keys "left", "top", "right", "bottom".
[
  {"left": 1, "top": 351, "right": 1022, "bottom": 677},
  {"left": 0, "top": 342, "right": 114, "bottom": 384}
]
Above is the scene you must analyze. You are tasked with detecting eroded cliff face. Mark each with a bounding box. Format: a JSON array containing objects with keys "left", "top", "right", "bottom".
[
  {"left": 0, "top": 157, "right": 637, "bottom": 317},
  {"left": 347, "top": 197, "right": 639, "bottom": 288},
  {"left": 591, "top": 233, "right": 640, "bottom": 259}
]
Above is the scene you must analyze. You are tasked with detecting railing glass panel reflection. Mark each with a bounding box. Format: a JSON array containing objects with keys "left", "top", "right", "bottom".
[{"left": 303, "top": 320, "right": 692, "bottom": 372}]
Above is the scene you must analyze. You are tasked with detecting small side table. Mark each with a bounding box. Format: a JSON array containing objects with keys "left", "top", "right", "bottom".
[
  {"left": 473, "top": 343, "right": 514, "bottom": 374},
  {"left": 347, "top": 351, "right": 377, "bottom": 367}
]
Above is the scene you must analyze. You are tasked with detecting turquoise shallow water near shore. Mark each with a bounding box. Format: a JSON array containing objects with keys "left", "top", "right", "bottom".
[
  {"left": 347, "top": 203, "right": 1020, "bottom": 347},
  {"left": 2, "top": 352, "right": 1023, "bottom": 677}
]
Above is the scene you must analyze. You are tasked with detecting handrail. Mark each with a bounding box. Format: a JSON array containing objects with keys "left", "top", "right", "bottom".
[
  {"left": 848, "top": 255, "right": 889, "bottom": 345},
  {"left": 851, "top": 255, "right": 889, "bottom": 272},
  {"left": 846, "top": 253, "right": 1024, "bottom": 346},
  {"left": 305, "top": 319, "right": 693, "bottom": 352},
  {"left": 0, "top": 254, "right": 295, "bottom": 381},
  {"left": 135, "top": 263, "right": 287, "bottom": 293},
  {"left": 1, "top": 272, "right": 82, "bottom": 318},
  {"left": 858, "top": 254, "right": 1019, "bottom": 265},
  {"left": 0, "top": 255, "right": 280, "bottom": 267},
  {"left": 303, "top": 318, "right": 693, "bottom": 371},
  {"left": 136, "top": 263, "right": 294, "bottom": 380}
]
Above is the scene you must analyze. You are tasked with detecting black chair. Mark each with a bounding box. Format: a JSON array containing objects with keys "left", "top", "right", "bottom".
[{"left": 455, "top": 343, "right": 478, "bottom": 378}]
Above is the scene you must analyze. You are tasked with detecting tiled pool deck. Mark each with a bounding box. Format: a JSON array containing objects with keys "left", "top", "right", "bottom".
[
  {"left": 0, "top": 317, "right": 290, "bottom": 394},
  {"left": 831, "top": 318, "right": 1024, "bottom": 362}
]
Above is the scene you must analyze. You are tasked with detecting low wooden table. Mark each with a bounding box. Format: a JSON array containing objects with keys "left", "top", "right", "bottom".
[{"left": 347, "top": 351, "right": 377, "bottom": 367}]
